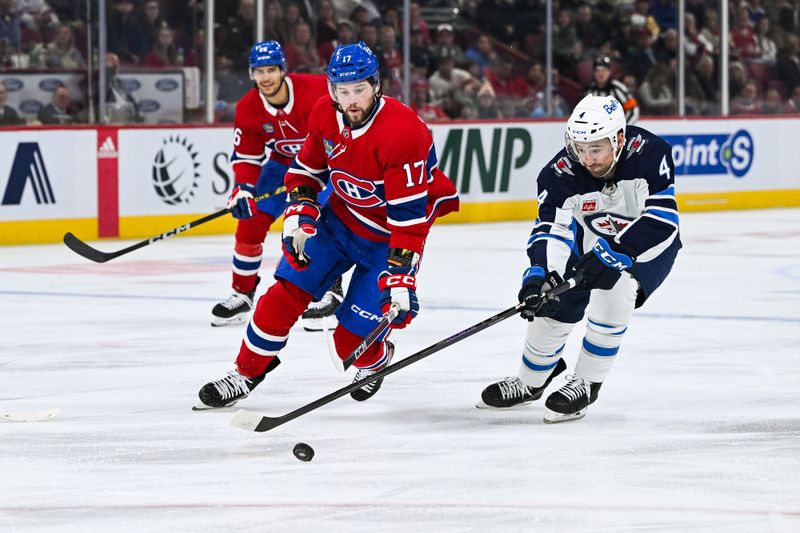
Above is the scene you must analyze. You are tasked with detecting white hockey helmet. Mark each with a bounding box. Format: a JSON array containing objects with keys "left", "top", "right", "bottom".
[{"left": 565, "top": 94, "right": 627, "bottom": 165}]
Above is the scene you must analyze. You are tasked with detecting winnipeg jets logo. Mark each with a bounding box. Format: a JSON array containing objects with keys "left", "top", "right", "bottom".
[
  {"left": 585, "top": 212, "right": 634, "bottom": 236},
  {"left": 330, "top": 169, "right": 383, "bottom": 208},
  {"left": 267, "top": 137, "right": 305, "bottom": 158},
  {"left": 552, "top": 156, "right": 574, "bottom": 176},
  {"left": 626, "top": 134, "right": 647, "bottom": 159}
]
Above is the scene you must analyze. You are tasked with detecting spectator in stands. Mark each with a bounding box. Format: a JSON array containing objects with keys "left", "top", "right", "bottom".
[
  {"left": 408, "top": 27, "right": 433, "bottom": 76},
  {"left": 409, "top": 79, "right": 448, "bottom": 122},
  {"left": 42, "top": 22, "right": 84, "bottom": 68},
  {"left": 318, "top": 18, "right": 355, "bottom": 62},
  {"left": 108, "top": 0, "right": 147, "bottom": 64},
  {"left": 731, "top": 2, "right": 760, "bottom": 60},
  {"left": 653, "top": 28, "right": 678, "bottom": 64},
  {"left": 144, "top": 26, "right": 178, "bottom": 68},
  {"left": 631, "top": 0, "right": 661, "bottom": 38},
  {"left": 283, "top": 1, "right": 305, "bottom": 30},
  {"left": 0, "top": 0, "right": 21, "bottom": 52},
  {"left": 628, "top": 28, "right": 658, "bottom": 83},
  {"left": 753, "top": 16, "right": 777, "bottom": 63},
  {"left": 485, "top": 55, "right": 529, "bottom": 102},
  {"left": 786, "top": 85, "right": 800, "bottom": 112},
  {"left": 17, "top": 0, "right": 59, "bottom": 32},
  {"left": 649, "top": 0, "right": 677, "bottom": 31},
  {"left": 553, "top": 8, "right": 582, "bottom": 73},
  {"left": 698, "top": 8, "right": 720, "bottom": 55},
  {"left": 761, "top": 88, "right": 784, "bottom": 114},
  {"left": 358, "top": 22, "right": 378, "bottom": 53},
  {"left": 431, "top": 24, "right": 466, "bottom": 69},
  {"left": 377, "top": 24, "right": 402, "bottom": 96},
  {"left": 639, "top": 63, "right": 675, "bottom": 115},
  {"left": 428, "top": 48, "right": 481, "bottom": 106},
  {"left": 776, "top": 33, "right": 799, "bottom": 94},
  {"left": 465, "top": 33, "right": 497, "bottom": 77},
  {"left": 264, "top": 0, "right": 290, "bottom": 45},
  {"left": 524, "top": 62, "right": 545, "bottom": 97},
  {"left": 382, "top": 6, "right": 400, "bottom": 36},
  {"left": 349, "top": 5, "right": 372, "bottom": 31},
  {"left": 105, "top": 52, "right": 141, "bottom": 124},
  {"left": 686, "top": 54, "right": 719, "bottom": 115},
  {"left": 529, "top": 90, "right": 570, "bottom": 118},
  {"left": 476, "top": 82, "right": 500, "bottom": 119},
  {"left": 284, "top": 20, "right": 324, "bottom": 73},
  {"left": 221, "top": 0, "right": 257, "bottom": 67},
  {"left": 683, "top": 13, "right": 709, "bottom": 67},
  {"left": 408, "top": 1, "right": 431, "bottom": 48},
  {"left": 37, "top": 83, "right": 74, "bottom": 124},
  {"left": 731, "top": 80, "right": 761, "bottom": 114},
  {"left": 142, "top": 0, "right": 165, "bottom": 51},
  {"left": 729, "top": 60, "right": 748, "bottom": 99},
  {"left": 316, "top": 0, "right": 338, "bottom": 45},
  {"left": 0, "top": 80, "right": 21, "bottom": 125},
  {"left": 213, "top": 53, "right": 249, "bottom": 121},
  {"left": 575, "top": 2, "right": 604, "bottom": 58}
]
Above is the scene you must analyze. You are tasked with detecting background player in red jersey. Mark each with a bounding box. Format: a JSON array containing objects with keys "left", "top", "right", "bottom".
[
  {"left": 212, "top": 40, "right": 343, "bottom": 328},
  {"left": 196, "top": 42, "right": 460, "bottom": 410}
]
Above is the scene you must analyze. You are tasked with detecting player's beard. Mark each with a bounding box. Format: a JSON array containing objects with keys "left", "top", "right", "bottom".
[
  {"left": 345, "top": 100, "right": 375, "bottom": 126},
  {"left": 259, "top": 77, "right": 284, "bottom": 99}
]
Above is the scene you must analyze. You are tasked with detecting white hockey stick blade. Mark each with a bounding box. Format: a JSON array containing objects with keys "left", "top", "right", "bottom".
[
  {"left": 230, "top": 409, "right": 265, "bottom": 431},
  {"left": 1, "top": 408, "right": 61, "bottom": 422},
  {"left": 326, "top": 322, "right": 347, "bottom": 374}
]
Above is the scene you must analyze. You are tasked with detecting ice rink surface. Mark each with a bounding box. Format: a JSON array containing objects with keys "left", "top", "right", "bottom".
[{"left": 1, "top": 209, "right": 799, "bottom": 532}]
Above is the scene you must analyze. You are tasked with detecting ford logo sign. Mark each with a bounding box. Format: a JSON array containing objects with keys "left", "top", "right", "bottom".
[
  {"left": 155, "top": 78, "right": 179, "bottom": 92},
  {"left": 20, "top": 99, "right": 43, "bottom": 114},
  {"left": 3, "top": 78, "right": 24, "bottom": 91},
  {"left": 118, "top": 78, "right": 141, "bottom": 92},
  {"left": 138, "top": 99, "right": 161, "bottom": 113},
  {"left": 39, "top": 78, "right": 64, "bottom": 91}
]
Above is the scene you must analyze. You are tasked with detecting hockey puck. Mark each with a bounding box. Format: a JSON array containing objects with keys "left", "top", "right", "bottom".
[{"left": 292, "top": 442, "right": 314, "bottom": 462}]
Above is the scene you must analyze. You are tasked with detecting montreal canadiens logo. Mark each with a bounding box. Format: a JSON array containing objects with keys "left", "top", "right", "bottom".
[
  {"left": 585, "top": 212, "right": 635, "bottom": 237},
  {"left": 330, "top": 169, "right": 383, "bottom": 208},
  {"left": 272, "top": 138, "right": 304, "bottom": 158}
]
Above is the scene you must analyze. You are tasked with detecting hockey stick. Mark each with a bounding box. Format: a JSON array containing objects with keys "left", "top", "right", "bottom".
[
  {"left": 329, "top": 303, "right": 399, "bottom": 374},
  {"left": 1, "top": 408, "right": 61, "bottom": 422},
  {"left": 63, "top": 186, "right": 288, "bottom": 263},
  {"left": 231, "top": 275, "right": 580, "bottom": 433}
]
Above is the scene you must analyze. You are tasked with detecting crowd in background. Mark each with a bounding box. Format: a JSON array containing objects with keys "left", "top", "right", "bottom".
[{"left": 0, "top": 0, "right": 799, "bottom": 125}]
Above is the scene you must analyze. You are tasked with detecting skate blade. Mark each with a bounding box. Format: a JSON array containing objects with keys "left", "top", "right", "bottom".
[
  {"left": 301, "top": 316, "right": 338, "bottom": 332},
  {"left": 192, "top": 400, "right": 238, "bottom": 411},
  {"left": 210, "top": 314, "right": 249, "bottom": 327},
  {"left": 543, "top": 408, "right": 587, "bottom": 424},
  {"left": 475, "top": 398, "right": 539, "bottom": 410}
]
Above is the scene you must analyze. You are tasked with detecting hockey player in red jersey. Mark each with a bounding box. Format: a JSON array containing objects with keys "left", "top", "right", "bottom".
[
  {"left": 196, "top": 41, "right": 459, "bottom": 409},
  {"left": 212, "top": 40, "right": 343, "bottom": 328}
]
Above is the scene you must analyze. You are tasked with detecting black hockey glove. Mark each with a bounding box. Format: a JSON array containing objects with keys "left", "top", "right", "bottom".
[
  {"left": 572, "top": 237, "right": 635, "bottom": 291},
  {"left": 518, "top": 266, "right": 564, "bottom": 321}
]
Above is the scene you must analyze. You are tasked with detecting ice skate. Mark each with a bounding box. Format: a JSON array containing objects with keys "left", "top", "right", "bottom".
[
  {"left": 211, "top": 286, "right": 257, "bottom": 327},
  {"left": 301, "top": 278, "right": 344, "bottom": 332},
  {"left": 350, "top": 341, "right": 394, "bottom": 402},
  {"left": 194, "top": 368, "right": 266, "bottom": 410},
  {"left": 543, "top": 374, "right": 603, "bottom": 424},
  {"left": 476, "top": 358, "right": 567, "bottom": 409}
]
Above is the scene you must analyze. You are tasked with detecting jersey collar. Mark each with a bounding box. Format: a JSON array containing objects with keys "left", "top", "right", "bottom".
[
  {"left": 336, "top": 97, "right": 385, "bottom": 140},
  {"left": 259, "top": 76, "right": 295, "bottom": 116}
]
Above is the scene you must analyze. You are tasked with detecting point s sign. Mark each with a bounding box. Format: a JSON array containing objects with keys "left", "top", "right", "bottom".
[{"left": 663, "top": 129, "right": 754, "bottom": 178}]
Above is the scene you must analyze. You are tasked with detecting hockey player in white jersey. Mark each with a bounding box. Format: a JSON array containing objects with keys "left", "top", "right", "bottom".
[{"left": 478, "top": 94, "right": 681, "bottom": 423}]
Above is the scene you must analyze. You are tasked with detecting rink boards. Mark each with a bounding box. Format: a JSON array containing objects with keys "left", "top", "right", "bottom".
[{"left": 1, "top": 116, "right": 799, "bottom": 244}]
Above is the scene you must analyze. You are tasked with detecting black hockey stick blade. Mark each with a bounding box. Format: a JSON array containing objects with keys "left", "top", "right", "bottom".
[
  {"left": 63, "top": 186, "right": 287, "bottom": 263},
  {"left": 230, "top": 276, "right": 580, "bottom": 433}
]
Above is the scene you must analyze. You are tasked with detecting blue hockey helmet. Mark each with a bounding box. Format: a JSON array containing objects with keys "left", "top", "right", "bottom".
[
  {"left": 327, "top": 41, "right": 379, "bottom": 85},
  {"left": 248, "top": 40, "right": 285, "bottom": 70}
]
